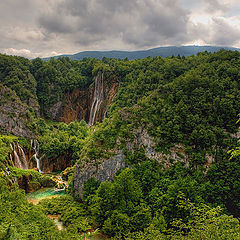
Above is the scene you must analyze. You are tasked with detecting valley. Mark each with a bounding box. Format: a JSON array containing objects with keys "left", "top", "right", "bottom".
[{"left": 0, "top": 50, "right": 240, "bottom": 239}]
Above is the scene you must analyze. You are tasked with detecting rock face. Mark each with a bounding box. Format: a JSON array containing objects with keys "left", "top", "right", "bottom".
[
  {"left": 48, "top": 71, "right": 120, "bottom": 124},
  {"left": 41, "top": 155, "right": 72, "bottom": 173},
  {"left": 126, "top": 127, "right": 189, "bottom": 168},
  {"left": 0, "top": 85, "right": 35, "bottom": 138},
  {"left": 73, "top": 151, "right": 125, "bottom": 198},
  {"left": 73, "top": 127, "right": 190, "bottom": 198}
]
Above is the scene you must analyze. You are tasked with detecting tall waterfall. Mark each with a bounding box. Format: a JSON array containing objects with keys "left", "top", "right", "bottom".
[
  {"left": 32, "top": 140, "right": 42, "bottom": 173},
  {"left": 89, "top": 72, "right": 104, "bottom": 126}
]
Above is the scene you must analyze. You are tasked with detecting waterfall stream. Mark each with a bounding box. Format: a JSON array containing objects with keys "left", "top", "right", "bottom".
[
  {"left": 10, "top": 140, "right": 43, "bottom": 173},
  {"left": 13, "top": 149, "right": 23, "bottom": 169},
  {"left": 89, "top": 72, "right": 104, "bottom": 126},
  {"left": 32, "top": 140, "right": 42, "bottom": 173},
  {"left": 17, "top": 143, "right": 28, "bottom": 169}
]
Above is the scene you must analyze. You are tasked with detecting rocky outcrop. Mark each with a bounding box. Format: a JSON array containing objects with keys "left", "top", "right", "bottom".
[
  {"left": 125, "top": 127, "right": 189, "bottom": 168},
  {"left": 0, "top": 85, "right": 35, "bottom": 138},
  {"left": 73, "top": 126, "right": 189, "bottom": 198},
  {"left": 73, "top": 151, "right": 125, "bottom": 198},
  {"left": 57, "top": 87, "right": 90, "bottom": 123},
  {"left": 47, "top": 71, "right": 119, "bottom": 124}
]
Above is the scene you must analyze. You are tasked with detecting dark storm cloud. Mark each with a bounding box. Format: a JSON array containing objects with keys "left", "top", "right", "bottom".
[
  {"left": 38, "top": 14, "right": 74, "bottom": 34},
  {"left": 1, "top": 0, "right": 240, "bottom": 58},
  {"left": 37, "top": 0, "right": 190, "bottom": 47}
]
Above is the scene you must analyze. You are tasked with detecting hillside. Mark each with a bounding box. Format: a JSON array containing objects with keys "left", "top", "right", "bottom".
[
  {"left": 0, "top": 50, "right": 240, "bottom": 239},
  {"left": 43, "top": 45, "right": 240, "bottom": 61}
]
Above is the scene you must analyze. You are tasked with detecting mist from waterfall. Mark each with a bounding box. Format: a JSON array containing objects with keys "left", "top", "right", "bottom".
[{"left": 89, "top": 72, "right": 104, "bottom": 126}]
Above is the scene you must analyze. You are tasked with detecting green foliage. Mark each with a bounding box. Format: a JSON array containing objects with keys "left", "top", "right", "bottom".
[
  {"left": 39, "top": 195, "right": 93, "bottom": 234},
  {"left": 38, "top": 120, "right": 89, "bottom": 163},
  {"left": 126, "top": 198, "right": 240, "bottom": 240},
  {"left": 31, "top": 57, "right": 97, "bottom": 117},
  {"left": 0, "top": 178, "right": 64, "bottom": 239},
  {"left": 0, "top": 135, "right": 18, "bottom": 169},
  {"left": 87, "top": 169, "right": 143, "bottom": 236},
  {"left": 0, "top": 54, "right": 37, "bottom": 104},
  {"left": 84, "top": 159, "right": 240, "bottom": 238},
  {"left": 1, "top": 50, "right": 240, "bottom": 239}
]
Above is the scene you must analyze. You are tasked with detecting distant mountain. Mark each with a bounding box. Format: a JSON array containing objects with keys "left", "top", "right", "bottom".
[{"left": 43, "top": 45, "right": 240, "bottom": 61}]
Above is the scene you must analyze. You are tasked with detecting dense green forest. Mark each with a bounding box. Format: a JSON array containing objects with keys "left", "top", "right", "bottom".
[{"left": 0, "top": 50, "right": 240, "bottom": 239}]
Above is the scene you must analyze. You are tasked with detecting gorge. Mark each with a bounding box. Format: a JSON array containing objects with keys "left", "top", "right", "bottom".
[{"left": 0, "top": 51, "right": 240, "bottom": 239}]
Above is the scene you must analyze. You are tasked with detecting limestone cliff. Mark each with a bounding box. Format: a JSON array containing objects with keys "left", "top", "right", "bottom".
[
  {"left": 73, "top": 150, "right": 126, "bottom": 198},
  {"left": 0, "top": 85, "right": 36, "bottom": 138},
  {"left": 73, "top": 124, "right": 190, "bottom": 198},
  {"left": 73, "top": 123, "right": 232, "bottom": 197},
  {"left": 47, "top": 71, "right": 119, "bottom": 124}
]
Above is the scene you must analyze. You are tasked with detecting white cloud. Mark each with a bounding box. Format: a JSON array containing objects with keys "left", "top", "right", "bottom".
[{"left": 1, "top": 48, "right": 62, "bottom": 59}]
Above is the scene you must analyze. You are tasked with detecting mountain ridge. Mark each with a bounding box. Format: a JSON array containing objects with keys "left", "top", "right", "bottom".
[{"left": 42, "top": 45, "right": 240, "bottom": 61}]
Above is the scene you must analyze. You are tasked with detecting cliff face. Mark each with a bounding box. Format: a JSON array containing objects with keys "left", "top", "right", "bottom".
[
  {"left": 48, "top": 71, "right": 119, "bottom": 124},
  {"left": 73, "top": 124, "right": 226, "bottom": 198},
  {"left": 74, "top": 150, "right": 126, "bottom": 198},
  {"left": 0, "top": 85, "right": 36, "bottom": 138}
]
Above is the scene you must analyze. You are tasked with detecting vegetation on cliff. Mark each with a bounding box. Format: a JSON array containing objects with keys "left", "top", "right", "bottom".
[{"left": 0, "top": 50, "right": 240, "bottom": 239}]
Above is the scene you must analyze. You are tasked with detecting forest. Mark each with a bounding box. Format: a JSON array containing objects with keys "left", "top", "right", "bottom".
[{"left": 0, "top": 50, "right": 240, "bottom": 239}]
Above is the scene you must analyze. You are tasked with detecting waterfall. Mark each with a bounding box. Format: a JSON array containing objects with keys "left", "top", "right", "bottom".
[
  {"left": 32, "top": 140, "right": 42, "bottom": 173},
  {"left": 13, "top": 149, "right": 23, "bottom": 169},
  {"left": 10, "top": 143, "right": 14, "bottom": 151},
  {"left": 89, "top": 72, "right": 104, "bottom": 126},
  {"left": 17, "top": 143, "right": 28, "bottom": 169},
  {"left": 10, "top": 142, "right": 28, "bottom": 170},
  {"left": 9, "top": 141, "right": 43, "bottom": 173}
]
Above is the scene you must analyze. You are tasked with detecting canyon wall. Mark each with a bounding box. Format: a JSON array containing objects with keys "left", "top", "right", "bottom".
[
  {"left": 48, "top": 71, "right": 119, "bottom": 124},
  {"left": 0, "top": 85, "right": 36, "bottom": 138}
]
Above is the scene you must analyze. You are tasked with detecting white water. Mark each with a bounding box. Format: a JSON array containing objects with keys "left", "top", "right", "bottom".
[
  {"left": 10, "top": 142, "right": 29, "bottom": 170},
  {"left": 89, "top": 72, "right": 104, "bottom": 126},
  {"left": 32, "top": 140, "right": 42, "bottom": 173},
  {"left": 17, "top": 143, "right": 28, "bottom": 169},
  {"left": 10, "top": 140, "right": 43, "bottom": 172},
  {"left": 13, "top": 150, "right": 23, "bottom": 169},
  {"left": 10, "top": 143, "right": 14, "bottom": 151}
]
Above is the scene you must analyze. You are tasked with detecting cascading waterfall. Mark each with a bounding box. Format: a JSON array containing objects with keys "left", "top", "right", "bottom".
[
  {"left": 17, "top": 143, "right": 28, "bottom": 169},
  {"left": 32, "top": 139, "right": 42, "bottom": 173},
  {"left": 10, "top": 142, "right": 28, "bottom": 169},
  {"left": 89, "top": 72, "right": 104, "bottom": 126},
  {"left": 9, "top": 141, "right": 43, "bottom": 173},
  {"left": 13, "top": 148, "right": 23, "bottom": 169}
]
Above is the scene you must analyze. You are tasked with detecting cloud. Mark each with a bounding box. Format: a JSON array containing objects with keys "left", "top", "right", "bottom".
[
  {"left": 1, "top": 48, "right": 62, "bottom": 59},
  {"left": 2, "top": 48, "right": 39, "bottom": 59},
  {"left": 204, "top": 0, "right": 229, "bottom": 13},
  {"left": 209, "top": 17, "right": 240, "bottom": 45},
  {"left": 37, "top": 0, "right": 190, "bottom": 48},
  {"left": 0, "top": 0, "right": 240, "bottom": 58}
]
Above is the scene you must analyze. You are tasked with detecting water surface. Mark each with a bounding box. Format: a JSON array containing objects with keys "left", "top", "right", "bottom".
[{"left": 26, "top": 187, "right": 66, "bottom": 205}]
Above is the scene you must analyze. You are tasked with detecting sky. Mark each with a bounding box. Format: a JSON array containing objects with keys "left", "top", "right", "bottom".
[{"left": 1, "top": 0, "right": 240, "bottom": 58}]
